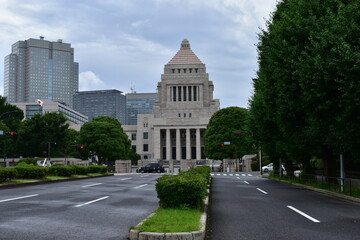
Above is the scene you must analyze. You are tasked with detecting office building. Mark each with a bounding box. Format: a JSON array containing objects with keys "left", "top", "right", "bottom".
[
  {"left": 126, "top": 92, "right": 157, "bottom": 125},
  {"left": 4, "top": 37, "right": 78, "bottom": 107},
  {"left": 73, "top": 89, "right": 126, "bottom": 124},
  {"left": 14, "top": 99, "right": 88, "bottom": 131}
]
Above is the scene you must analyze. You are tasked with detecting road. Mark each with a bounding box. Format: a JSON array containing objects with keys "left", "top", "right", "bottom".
[
  {"left": 208, "top": 172, "right": 360, "bottom": 240},
  {"left": 0, "top": 173, "right": 163, "bottom": 240}
]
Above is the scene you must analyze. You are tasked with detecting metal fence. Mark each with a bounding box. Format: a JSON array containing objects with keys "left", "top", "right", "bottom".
[{"left": 275, "top": 173, "right": 360, "bottom": 197}]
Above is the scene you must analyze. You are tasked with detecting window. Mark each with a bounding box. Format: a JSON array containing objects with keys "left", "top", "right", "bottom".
[
  {"left": 183, "top": 69, "right": 187, "bottom": 73},
  {"left": 143, "top": 132, "right": 148, "bottom": 139},
  {"left": 143, "top": 144, "right": 148, "bottom": 152},
  {"left": 189, "top": 113, "right": 192, "bottom": 118},
  {"left": 131, "top": 133, "right": 136, "bottom": 140},
  {"left": 172, "top": 69, "right": 175, "bottom": 73}
]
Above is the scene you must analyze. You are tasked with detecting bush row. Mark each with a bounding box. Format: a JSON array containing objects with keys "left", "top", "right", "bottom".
[
  {"left": 155, "top": 166, "right": 210, "bottom": 209},
  {"left": 0, "top": 165, "right": 108, "bottom": 183}
]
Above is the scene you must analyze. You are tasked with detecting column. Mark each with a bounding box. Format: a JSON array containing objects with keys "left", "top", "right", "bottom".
[
  {"left": 166, "top": 128, "right": 171, "bottom": 160},
  {"left": 176, "top": 129, "right": 181, "bottom": 160},
  {"left": 186, "top": 128, "right": 191, "bottom": 159},
  {"left": 153, "top": 128, "right": 161, "bottom": 160},
  {"left": 196, "top": 128, "right": 201, "bottom": 160}
]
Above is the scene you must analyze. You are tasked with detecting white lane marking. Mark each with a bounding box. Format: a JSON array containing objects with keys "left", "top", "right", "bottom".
[
  {"left": 236, "top": 177, "right": 241, "bottom": 180},
  {"left": 82, "top": 183, "right": 102, "bottom": 188},
  {"left": 74, "top": 196, "right": 109, "bottom": 208},
  {"left": 0, "top": 194, "right": 39, "bottom": 203},
  {"left": 134, "top": 184, "right": 148, "bottom": 189},
  {"left": 216, "top": 174, "right": 220, "bottom": 176},
  {"left": 229, "top": 174, "right": 233, "bottom": 176},
  {"left": 256, "top": 188, "right": 268, "bottom": 194},
  {"left": 120, "top": 178, "right": 132, "bottom": 181},
  {"left": 235, "top": 174, "right": 239, "bottom": 176},
  {"left": 287, "top": 206, "right": 320, "bottom": 223},
  {"left": 211, "top": 174, "right": 214, "bottom": 176},
  {"left": 223, "top": 174, "right": 227, "bottom": 176},
  {"left": 244, "top": 181, "right": 250, "bottom": 184},
  {"left": 242, "top": 174, "right": 246, "bottom": 176},
  {"left": 248, "top": 174, "right": 253, "bottom": 176}
]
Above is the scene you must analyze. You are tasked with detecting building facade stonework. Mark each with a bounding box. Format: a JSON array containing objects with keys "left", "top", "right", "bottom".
[{"left": 123, "top": 39, "right": 219, "bottom": 161}]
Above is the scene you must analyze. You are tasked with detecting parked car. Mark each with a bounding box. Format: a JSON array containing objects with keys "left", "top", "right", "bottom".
[
  {"left": 262, "top": 163, "right": 273, "bottom": 173},
  {"left": 138, "top": 163, "right": 165, "bottom": 173},
  {"left": 262, "top": 163, "right": 286, "bottom": 173}
]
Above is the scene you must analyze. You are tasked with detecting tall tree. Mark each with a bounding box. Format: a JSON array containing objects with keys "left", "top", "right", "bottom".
[
  {"left": 250, "top": 0, "right": 360, "bottom": 176},
  {"left": 204, "top": 107, "right": 255, "bottom": 160},
  {"left": 0, "top": 96, "right": 24, "bottom": 158},
  {"left": 79, "top": 116, "right": 131, "bottom": 164},
  {"left": 16, "top": 112, "right": 69, "bottom": 157}
]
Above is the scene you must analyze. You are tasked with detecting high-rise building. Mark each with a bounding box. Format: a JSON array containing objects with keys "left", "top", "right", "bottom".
[
  {"left": 4, "top": 37, "right": 79, "bottom": 107},
  {"left": 126, "top": 92, "right": 157, "bottom": 125},
  {"left": 73, "top": 89, "right": 126, "bottom": 124}
]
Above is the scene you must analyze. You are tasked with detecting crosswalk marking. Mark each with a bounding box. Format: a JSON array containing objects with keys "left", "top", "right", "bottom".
[{"left": 211, "top": 173, "right": 255, "bottom": 177}]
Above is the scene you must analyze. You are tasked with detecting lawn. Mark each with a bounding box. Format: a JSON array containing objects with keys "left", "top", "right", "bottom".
[{"left": 135, "top": 207, "right": 202, "bottom": 233}]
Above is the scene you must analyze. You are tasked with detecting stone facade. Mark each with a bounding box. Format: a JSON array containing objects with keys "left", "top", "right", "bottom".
[{"left": 123, "top": 39, "right": 219, "bottom": 161}]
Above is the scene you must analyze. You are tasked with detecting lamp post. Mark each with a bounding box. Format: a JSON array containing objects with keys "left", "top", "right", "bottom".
[{"left": 48, "top": 142, "right": 56, "bottom": 161}]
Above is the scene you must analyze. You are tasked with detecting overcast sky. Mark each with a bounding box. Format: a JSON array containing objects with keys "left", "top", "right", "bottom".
[{"left": 0, "top": 0, "right": 278, "bottom": 109}]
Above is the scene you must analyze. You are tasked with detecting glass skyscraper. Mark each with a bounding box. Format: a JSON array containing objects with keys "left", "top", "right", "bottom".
[
  {"left": 4, "top": 37, "right": 79, "bottom": 107},
  {"left": 126, "top": 92, "right": 157, "bottom": 125},
  {"left": 73, "top": 89, "right": 126, "bottom": 124}
]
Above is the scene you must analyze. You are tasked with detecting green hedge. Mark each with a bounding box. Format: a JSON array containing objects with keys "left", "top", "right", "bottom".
[
  {"left": 0, "top": 167, "right": 18, "bottom": 183},
  {"left": 68, "top": 165, "right": 89, "bottom": 175},
  {"left": 156, "top": 166, "right": 210, "bottom": 209},
  {"left": 48, "top": 165, "right": 75, "bottom": 177},
  {"left": 0, "top": 164, "right": 108, "bottom": 183},
  {"left": 87, "top": 165, "right": 107, "bottom": 174},
  {"left": 14, "top": 166, "right": 47, "bottom": 179}
]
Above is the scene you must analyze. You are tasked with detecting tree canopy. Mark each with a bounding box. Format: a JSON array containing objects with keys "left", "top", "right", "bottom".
[
  {"left": 79, "top": 116, "right": 132, "bottom": 163},
  {"left": 204, "top": 107, "right": 255, "bottom": 160},
  {"left": 249, "top": 0, "right": 360, "bottom": 176},
  {"left": 15, "top": 112, "right": 69, "bottom": 157}
]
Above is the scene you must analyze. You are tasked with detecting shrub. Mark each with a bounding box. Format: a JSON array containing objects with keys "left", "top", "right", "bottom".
[
  {"left": 14, "top": 166, "right": 47, "bottom": 179},
  {"left": 87, "top": 165, "right": 107, "bottom": 174},
  {"left": 15, "top": 158, "right": 40, "bottom": 166},
  {"left": 68, "top": 165, "right": 89, "bottom": 175},
  {"left": 48, "top": 165, "right": 74, "bottom": 177},
  {"left": 156, "top": 167, "right": 209, "bottom": 209},
  {"left": 0, "top": 167, "right": 18, "bottom": 183}
]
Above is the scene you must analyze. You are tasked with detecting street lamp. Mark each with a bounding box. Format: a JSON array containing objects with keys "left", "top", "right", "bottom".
[{"left": 48, "top": 142, "right": 56, "bottom": 161}]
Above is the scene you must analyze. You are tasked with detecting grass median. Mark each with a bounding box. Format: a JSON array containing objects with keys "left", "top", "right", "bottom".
[{"left": 134, "top": 206, "right": 202, "bottom": 233}]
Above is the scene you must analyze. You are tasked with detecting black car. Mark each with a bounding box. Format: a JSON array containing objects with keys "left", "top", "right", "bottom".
[{"left": 138, "top": 163, "right": 165, "bottom": 173}]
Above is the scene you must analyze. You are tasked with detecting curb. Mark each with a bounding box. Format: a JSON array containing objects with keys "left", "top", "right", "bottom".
[
  {"left": 268, "top": 176, "right": 360, "bottom": 204},
  {"left": 129, "top": 180, "right": 211, "bottom": 240},
  {"left": 0, "top": 173, "right": 114, "bottom": 189}
]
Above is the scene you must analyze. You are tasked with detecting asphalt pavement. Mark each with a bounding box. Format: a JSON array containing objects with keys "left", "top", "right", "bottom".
[
  {"left": 0, "top": 173, "right": 161, "bottom": 240},
  {"left": 208, "top": 172, "right": 360, "bottom": 240}
]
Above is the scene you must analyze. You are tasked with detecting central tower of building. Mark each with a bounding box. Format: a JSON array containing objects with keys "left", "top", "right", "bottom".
[{"left": 124, "top": 39, "right": 220, "bottom": 162}]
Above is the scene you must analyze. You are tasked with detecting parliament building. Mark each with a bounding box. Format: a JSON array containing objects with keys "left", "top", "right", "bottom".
[{"left": 123, "top": 39, "right": 220, "bottom": 162}]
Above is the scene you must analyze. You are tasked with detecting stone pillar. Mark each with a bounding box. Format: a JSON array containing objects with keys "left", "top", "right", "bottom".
[
  {"left": 154, "top": 128, "right": 161, "bottom": 160},
  {"left": 176, "top": 129, "right": 181, "bottom": 160},
  {"left": 196, "top": 128, "right": 201, "bottom": 160},
  {"left": 166, "top": 128, "right": 171, "bottom": 160},
  {"left": 186, "top": 128, "right": 191, "bottom": 159}
]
